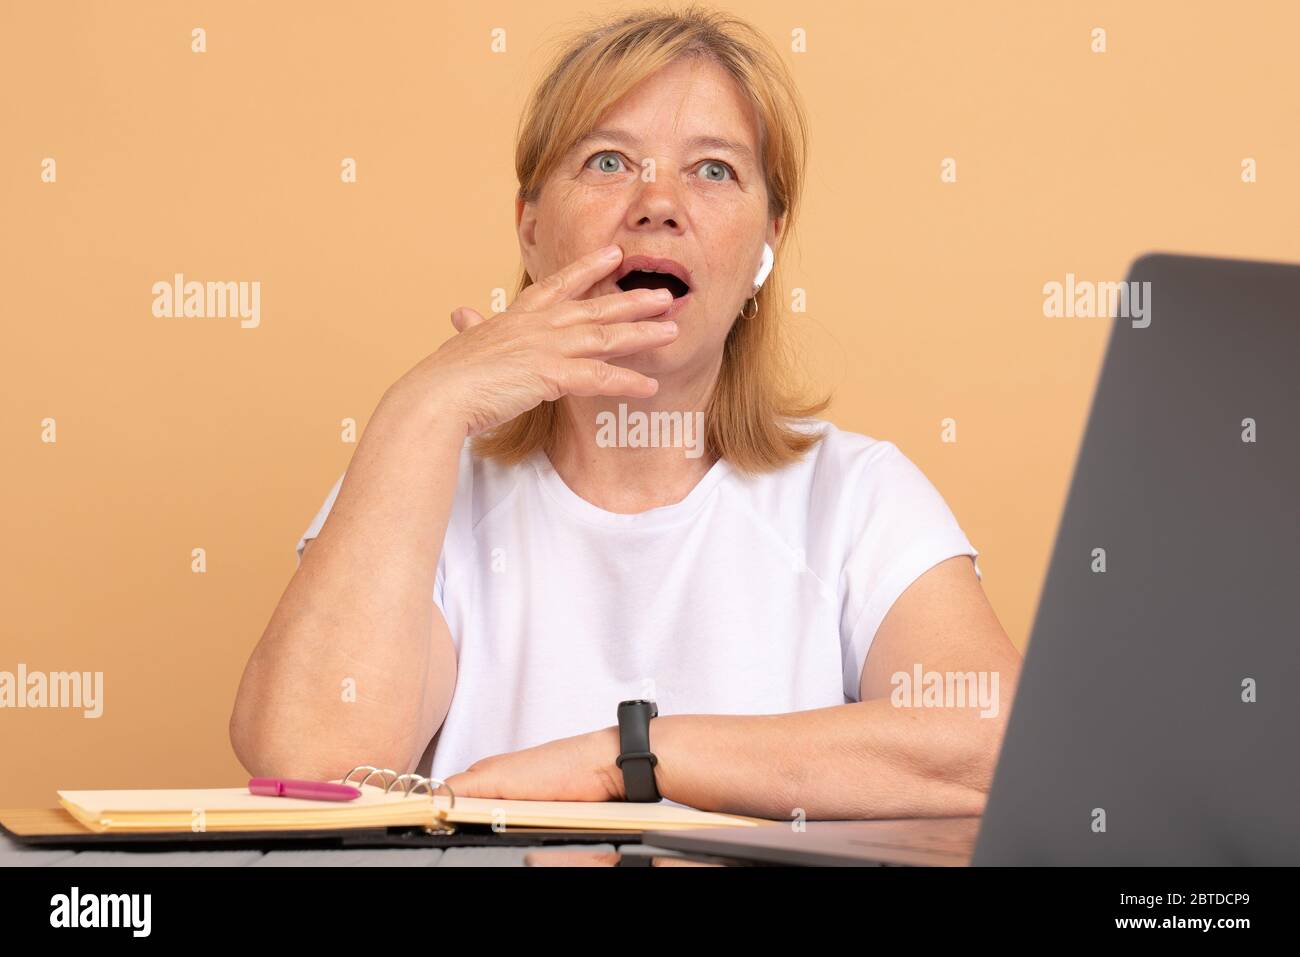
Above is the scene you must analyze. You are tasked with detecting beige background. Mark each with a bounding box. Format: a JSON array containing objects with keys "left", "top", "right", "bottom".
[{"left": 2, "top": 1, "right": 1296, "bottom": 807}]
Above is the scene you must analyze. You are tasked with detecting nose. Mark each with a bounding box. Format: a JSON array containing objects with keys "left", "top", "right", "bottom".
[{"left": 625, "top": 168, "right": 685, "bottom": 232}]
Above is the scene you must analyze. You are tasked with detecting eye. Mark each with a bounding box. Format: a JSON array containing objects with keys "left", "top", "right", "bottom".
[
  {"left": 697, "top": 160, "right": 736, "bottom": 183},
  {"left": 586, "top": 150, "right": 627, "bottom": 174}
]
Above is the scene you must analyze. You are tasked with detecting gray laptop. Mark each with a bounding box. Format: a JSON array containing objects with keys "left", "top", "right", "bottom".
[{"left": 643, "top": 253, "right": 1300, "bottom": 866}]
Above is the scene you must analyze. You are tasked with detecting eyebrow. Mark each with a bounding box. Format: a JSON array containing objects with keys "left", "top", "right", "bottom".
[{"left": 571, "top": 128, "right": 755, "bottom": 166}]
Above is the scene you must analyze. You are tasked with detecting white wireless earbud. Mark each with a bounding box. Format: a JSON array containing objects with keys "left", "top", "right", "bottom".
[{"left": 752, "top": 242, "right": 774, "bottom": 293}]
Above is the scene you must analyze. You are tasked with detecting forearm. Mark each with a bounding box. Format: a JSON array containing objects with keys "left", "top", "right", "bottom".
[
  {"left": 230, "top": 386, "right": 464, "bottom": 778},
  {"left": 642, "top": 700, "right": 1009, "bottom": 821}
]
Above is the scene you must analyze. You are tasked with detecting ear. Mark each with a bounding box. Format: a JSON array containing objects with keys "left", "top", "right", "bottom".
[
  {"left": 516, "top": 194, "right": 539, "bottom": 280},
  {"left": 768, "top": 214, "right": 785, "bottom": 250}
]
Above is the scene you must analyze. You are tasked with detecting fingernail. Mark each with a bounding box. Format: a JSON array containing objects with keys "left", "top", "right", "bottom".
[
  {"left": 655, "top": 288, "right": 673, "bottom": 299},
  {"left": 662, "top": 321, "right": 678, "bottom": 333},
  {"left": 600, "top": 244, "right": 621, "bottom": 260}
]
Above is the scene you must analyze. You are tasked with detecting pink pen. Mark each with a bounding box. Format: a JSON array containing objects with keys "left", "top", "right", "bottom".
[{"left": 248, "top": 778, "right": 362, "bottom": 801}]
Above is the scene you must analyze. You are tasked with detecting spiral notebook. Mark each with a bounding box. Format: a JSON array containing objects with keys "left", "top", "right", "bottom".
[{"left": 53, "top": 765, "right": 769, "bottom": 835}]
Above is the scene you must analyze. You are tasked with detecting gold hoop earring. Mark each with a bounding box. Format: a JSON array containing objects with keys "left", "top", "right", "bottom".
[{"left": 740, "top": 295, "right": 759, "bottom": 319}]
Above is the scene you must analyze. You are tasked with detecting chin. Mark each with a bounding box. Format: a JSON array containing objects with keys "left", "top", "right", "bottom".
[{"left": 615, "top": 341, "right": 682, "bottom": 377}]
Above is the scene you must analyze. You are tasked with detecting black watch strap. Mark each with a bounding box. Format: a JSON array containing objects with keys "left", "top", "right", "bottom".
[{"left": 616, "top": 699, "right": 661, "bottom": 802}]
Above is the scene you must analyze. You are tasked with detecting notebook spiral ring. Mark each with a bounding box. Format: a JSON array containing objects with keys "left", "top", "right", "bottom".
[{"left": 341, "top": 765, "right": 456, "bottom": 810}]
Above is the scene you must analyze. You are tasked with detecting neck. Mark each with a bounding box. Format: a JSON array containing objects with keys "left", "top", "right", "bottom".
[{"left": 550, "top": 361, "right": 721, "bottom": 514}]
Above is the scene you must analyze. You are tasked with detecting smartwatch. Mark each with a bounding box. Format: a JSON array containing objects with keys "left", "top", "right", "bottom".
[{"left": 616, "top": 699, "right": 661, "bottom": 802}]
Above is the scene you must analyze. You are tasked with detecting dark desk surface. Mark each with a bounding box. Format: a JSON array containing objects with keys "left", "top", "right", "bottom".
[{"left": 0, "top": 826, "right": 673, "bottom": 866}]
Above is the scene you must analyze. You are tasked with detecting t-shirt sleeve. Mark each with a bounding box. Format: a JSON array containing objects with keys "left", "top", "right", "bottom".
[
  {"left": 839, "top": 442, "right": 980, "bottom": 702},
  {"left": 294, "top": 473, "right": 345, "bottom": 567}
]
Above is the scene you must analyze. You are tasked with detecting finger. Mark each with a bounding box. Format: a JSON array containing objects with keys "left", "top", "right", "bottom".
[
  {"left": 547, "top": 286, "right": 676, "bottom": 328},
  {"left": 515, "top": 244, "right": 625, "bottom": 311},
  {"left": 560, "top": 317, "right": 680, "bottom": 359},
  {"left": 449, "top": 306, "right": 488, "bottom": 332},
  {"left": 556, "top": 358, "right": 660, "bottom": 399},
  {"left": 441, "top": 770, "right": 492, "bottom": 799}
]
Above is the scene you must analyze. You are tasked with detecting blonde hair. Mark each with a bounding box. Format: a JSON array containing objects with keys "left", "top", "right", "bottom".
[{"left": 473, "top": 3, "right": 828, "bottom": 473}]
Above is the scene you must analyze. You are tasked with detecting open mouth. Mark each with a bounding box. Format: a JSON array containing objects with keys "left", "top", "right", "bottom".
[{"left": 616, "top": 270, "right": 691, "bottom": 299}]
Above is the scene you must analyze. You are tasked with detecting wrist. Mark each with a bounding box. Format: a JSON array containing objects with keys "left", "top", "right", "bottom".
[
  {"left": 605, "top": 712, "right": 676, "bottom": 803},
  {"left": 378, "top": 378, "right": 471, "bottom": 449}
]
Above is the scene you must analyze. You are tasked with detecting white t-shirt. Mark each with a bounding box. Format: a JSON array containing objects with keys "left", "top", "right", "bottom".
[{"left": 295, "top": 419, "right": 979, "bottom": 784}]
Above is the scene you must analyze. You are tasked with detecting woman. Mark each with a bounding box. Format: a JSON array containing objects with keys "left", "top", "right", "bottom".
[{"left": 230, "top": 6, "right": 1021, "bottom": 821}]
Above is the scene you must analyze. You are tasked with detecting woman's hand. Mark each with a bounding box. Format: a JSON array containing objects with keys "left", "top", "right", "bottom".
[
  {"left": 391, "top": 244, "right": 680, "bottom": 437},
  {"left": 441, "top": 726, "right": 627, "bottom": 803}
]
